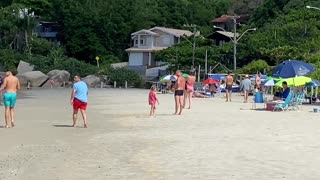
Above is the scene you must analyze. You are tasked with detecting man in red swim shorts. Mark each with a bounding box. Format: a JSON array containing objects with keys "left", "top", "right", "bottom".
[{"left": 70, "top": 75, "right": 88, "bottom": 128}]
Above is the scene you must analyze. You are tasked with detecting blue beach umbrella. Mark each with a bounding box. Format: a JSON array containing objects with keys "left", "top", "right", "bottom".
[
  {"left": 305, "top": 80, "right": 320, "bottom": 87},
  {"left": 271, "top": 60, "right": 315, "bottom": 78}
]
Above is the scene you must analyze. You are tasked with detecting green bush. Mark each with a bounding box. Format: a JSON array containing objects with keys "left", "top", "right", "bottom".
[
  {"left": 238, "top": 59, "right": 270, "bottom": 74},
  {"left": 108, "top": 67, "right": 144, "bottom": 88},
  {"left": 0, "top": 49, "right": 21, "bottom": 72}
]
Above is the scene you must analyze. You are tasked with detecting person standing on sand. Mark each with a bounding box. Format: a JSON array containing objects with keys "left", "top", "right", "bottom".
[
  {"left": 173, "top": 70, "right": 185, "bottom": 115},
  {"left": 0, "top": 70, "right": 20, "bottom": 128},
  {"left": 225, "top": 72, "right": 234, "bottom": 102},
  {"left": 184, "top": 70, "right": 196, "bottom": 109},
  {"left": 255, "top": 72, "right": 261, "bottom": 91},
  {"left": 70, "top": 75, "right": 88, "bottom": 128},
  {"left": 148, "top": 86, "right": 159, "bottom": 117},
  {"left": 240, "top": 75, "right": 252, "bottom": 103}
]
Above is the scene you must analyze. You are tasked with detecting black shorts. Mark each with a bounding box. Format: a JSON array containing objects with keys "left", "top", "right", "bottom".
[
  {"left": 226, "top": 84, "right": 233, "bottom": 91},
  {"left": 175, "top": 90, "right": 184, "bottom": 96}
]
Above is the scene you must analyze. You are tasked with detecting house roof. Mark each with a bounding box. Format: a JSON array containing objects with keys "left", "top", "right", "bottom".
[
  {"left": 216, "top": 31, "right": 239, "bottom": 38},
  {"left": 131, "top": 29, "right": 159, "bottom": 36},
  {"left": 125, "top": 47, "right": 167, "bottom": 52},
  {"left": 206, "top": 31, "right": 239, "bottom": 40},
  {"left": 149, "top": 27, "right": 193, "bottom": 37},
  {"left": 212, "top": 15, "right": 236, "bottom": 23}
]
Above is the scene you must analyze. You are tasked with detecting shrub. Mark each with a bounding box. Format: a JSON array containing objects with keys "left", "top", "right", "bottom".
[
  {"left": 108, "top": 67, "right": 144, "bottom": 88},
  {"left": 238, "top": 59, "right": 270, "bottom": 74}
]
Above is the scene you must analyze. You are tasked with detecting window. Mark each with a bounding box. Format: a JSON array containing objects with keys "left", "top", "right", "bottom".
[
  {"left": 140, "top": 39, "right": 144, "bottom": 45},
  {"left": 135, "top": 40, "right": 138, "bottom": 45}
]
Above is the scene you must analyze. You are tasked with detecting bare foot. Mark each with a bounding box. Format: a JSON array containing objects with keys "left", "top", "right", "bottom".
[
  {"left": 84, "top": 124, "right": 88, "bottom": 128},
  {"left": 5, "top": 125, "right": 9, "bottom": 128},
  {"left": 11, "top": 122, "right": 15, "bottom": 128},
  {"left": 72, "top": 124, "right": 76, "bottom": 128}
]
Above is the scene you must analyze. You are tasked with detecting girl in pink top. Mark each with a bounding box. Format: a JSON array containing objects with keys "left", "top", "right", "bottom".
[{"left": 149, "top": 86, "right": 159, "bottom": 117}]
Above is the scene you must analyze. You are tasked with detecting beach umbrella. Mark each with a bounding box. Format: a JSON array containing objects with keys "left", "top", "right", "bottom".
[
  {"left": 160, "top": 75, "right": 177, "bottom": 82},
  {"left": 203, "top": 79, "right": 219, "bottom": 85},
  {"left": 305, "top": 80, "right": 320, "bottom": 87},
  {"left": 262, "top": 77, "right": 281, "bottom": 86},
  {"left": 271, "top": 60, "right": 315, "bottom": 78},
  {"left": 276, "top": 76, "right": 312, "bottom": 87},
  {"left": 182, "top": 73, "right": 189, "bottom": 78}
]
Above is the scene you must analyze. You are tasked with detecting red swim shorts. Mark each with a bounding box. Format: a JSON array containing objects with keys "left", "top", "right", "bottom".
[{"left": 73, "top": 98, "right": 88, "bottom": 110}]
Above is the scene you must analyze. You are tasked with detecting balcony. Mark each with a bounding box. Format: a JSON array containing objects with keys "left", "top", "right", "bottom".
[{"left": 39, "top": 32, "right": 58, "bottom": 38}]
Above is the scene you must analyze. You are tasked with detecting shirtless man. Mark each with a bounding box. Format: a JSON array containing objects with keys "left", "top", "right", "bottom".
[
  {"left": 174, "top": 70, "right": 186, "bottom": 115},
  {"left": 0, "top": 70, "right": 20, "bottom": 128},
  {"left": 255, "top": 72, "right": 261, "bottom": 91},
  {"left": 225, "top": 72, "right": 234, "bottom": 102}
]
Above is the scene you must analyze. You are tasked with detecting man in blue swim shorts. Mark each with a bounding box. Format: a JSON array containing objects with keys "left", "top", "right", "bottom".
[{"left": 0, "top": 70, "right": 20, "bottom": 128}]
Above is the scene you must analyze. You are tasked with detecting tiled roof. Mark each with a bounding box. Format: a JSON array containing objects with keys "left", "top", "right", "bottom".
[
  {"left": 216, "top": 31, "right": 239, "bottom": 38},
  {"left": 149, "top": 27, "right": 193, "bottom": 37},
  {"left": 131, "top": 29, "right": 159, "bottom": 36},
  {"left": 211, "top": 15, "right": 240, "bottom": 23}
]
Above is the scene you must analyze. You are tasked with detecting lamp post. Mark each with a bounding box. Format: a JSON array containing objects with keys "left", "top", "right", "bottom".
[
  {"left": 213, "top": 16, "right": 256, "bottom": 71},
  {"left": 306, "top": 5, "right": 320, "bottom": 10},
  {"left": 183, "top": 24, "right": 197, "bottom": 69}
]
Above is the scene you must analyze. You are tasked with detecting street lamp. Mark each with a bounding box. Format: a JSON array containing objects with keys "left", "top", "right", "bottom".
[
  {"left": 306, "top": 5, "right": 320, "bottom": 10},
  {"left": 183, "top": 24, "right": 197, "bottom": 69},
  {"left": 213, "top": 17, "right": 256, "bottom": 71}
]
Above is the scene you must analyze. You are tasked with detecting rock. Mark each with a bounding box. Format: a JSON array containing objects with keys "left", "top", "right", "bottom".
[
  {"left": 47, "top": 70, "right": 70, "bottom": 87},
  {"left": 17, "top": 61, "right": 34, "bottom": 74},
  {"left": 17, "top": 71, "right": 49, "bottom": 87},
  {"left": 82, "top": 75, "right": 101, "bottom": 87}
]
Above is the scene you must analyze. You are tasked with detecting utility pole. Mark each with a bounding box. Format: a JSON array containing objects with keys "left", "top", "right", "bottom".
[
  {"left": 192, "top": 25, "right": 196, "bottom": 69},
  {"left": 233, "top": 16, "right": 237, "bottom": 72}
]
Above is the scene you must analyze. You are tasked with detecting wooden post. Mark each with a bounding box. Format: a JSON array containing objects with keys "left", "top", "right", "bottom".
[
  {"left": 125, "top": 81, "right": 128, "bottom": 89},
  {"left": 198, "top": 65, "right": 201, "bottom": 82},
  {"left": 114, "top": 81, "right": 117, "bottom": 88},
  {"left": 100, "top": 81, "right": 103, "bottom": 88}
]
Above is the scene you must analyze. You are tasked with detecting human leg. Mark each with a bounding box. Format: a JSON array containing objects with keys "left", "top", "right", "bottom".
[
  {"left": 80, "top": 109, "right": 87, "bottom": 128},
  {"left": 188, "top": 92, "right": 192, "bottom": 109},
  {"left": 178, "top": 95, "right": 184, "bottom": 115},
  {"left": 174, "top": 95, "right": 179, "bottom": 115},
  {"left": 72, "top": 109, "right": 78, "bottom": 127},
  {"left": 10, "top": 108, "right": 15, "bottom": 127}
]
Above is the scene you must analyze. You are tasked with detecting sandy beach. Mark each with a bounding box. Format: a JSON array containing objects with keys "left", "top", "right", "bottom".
[{"left": 1, "top": 88, "right": 320, "bottom": 180}]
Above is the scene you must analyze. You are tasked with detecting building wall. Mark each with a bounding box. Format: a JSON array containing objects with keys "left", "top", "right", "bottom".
[
  {"left": 128, "top": 52, "right": 143, "bottom": 66},
  {"left": 151, "top": 30, "right": 175, "bottom": 47}
]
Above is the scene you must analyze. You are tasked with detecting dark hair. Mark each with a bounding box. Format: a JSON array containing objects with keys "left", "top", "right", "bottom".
[
  {"left": 282, "top": 81, "right": 287, "bottom": 86},
  {"left": 190, "top": 70, "right": 195, "bottom": 76}
]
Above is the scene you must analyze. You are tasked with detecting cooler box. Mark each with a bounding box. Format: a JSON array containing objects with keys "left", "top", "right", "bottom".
[{"left": 266, "top": 102, "right": 276, "bottom": 111}]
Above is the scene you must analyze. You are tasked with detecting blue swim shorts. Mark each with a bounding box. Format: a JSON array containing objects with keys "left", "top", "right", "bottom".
[{"left": 3, "top": 93, "right": 17, "bottom": 108}]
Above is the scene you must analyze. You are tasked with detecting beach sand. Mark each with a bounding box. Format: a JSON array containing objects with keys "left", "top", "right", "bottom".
[{"left": 1, "top": 88, "right": 320, "bottom": 180}]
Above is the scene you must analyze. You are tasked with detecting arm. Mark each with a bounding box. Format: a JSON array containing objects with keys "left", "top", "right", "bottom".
[
  {"left": 17, "top": 79, "right": 20, "bottom": 90},
  {"left": 0, "top": 78, "right": 7, "bottom": 91},
  {"left": 70, "top": 85, "right": 76, "bottom": 105}
]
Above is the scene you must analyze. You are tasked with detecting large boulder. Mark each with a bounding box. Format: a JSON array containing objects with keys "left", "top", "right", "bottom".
[
  {"left": 47, "top": 70, "right": 70, "bottom": 87},
  {"left": 82, "top": 75, "right": 101, "bottom": 87},
  {"left": 17, "top": 60, "right": 34, "bottom": 74},
  {"left": 17, "top": 71, "right": 49, "bottom": 87}
]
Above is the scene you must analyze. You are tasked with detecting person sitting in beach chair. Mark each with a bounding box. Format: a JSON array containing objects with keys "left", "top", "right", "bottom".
[
  {"left": 273, "top": 81, "right": 290, "bottom": 100},
  {"left": 192, "top": 91, "right": 209, "bottom": 98},
  {"left": 273, "top": 91, "right": 293, "bottom": 111}
]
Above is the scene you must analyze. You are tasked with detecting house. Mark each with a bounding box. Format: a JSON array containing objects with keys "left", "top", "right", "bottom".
[
  {"left": 125, "top": 27, "right": 193, "bottom": 78},
  {"left": 34, "top": 21, "right": 59, "bottom": 42},
  {"left": 125, "top": 27, "right": 193, "bottom": 80},
  {"left": 206, "top": 31, "right": 239, "bottom": 46},
  {"left": 207, "top": 14, "right": 247, "bottom": 46}
]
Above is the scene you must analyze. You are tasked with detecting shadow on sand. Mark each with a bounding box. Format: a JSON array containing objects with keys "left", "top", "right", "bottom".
[{"left": 53, "top": 125, "right": 74, "bottom": 128}]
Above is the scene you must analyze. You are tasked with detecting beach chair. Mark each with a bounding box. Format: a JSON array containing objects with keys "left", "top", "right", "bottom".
[
  {"left": 290, "top": 92, "right": 305, "bottom": 110},
  {"left": 273, "top": 92, "right": 293, "bottom": 111},
  {"left": 252, "top": 92, "right": 266, "bottom": 109}
]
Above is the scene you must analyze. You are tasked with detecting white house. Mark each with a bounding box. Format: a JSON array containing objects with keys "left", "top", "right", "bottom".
[{"left": 126, "top": 27, "right": 193, "bottom": 68}]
